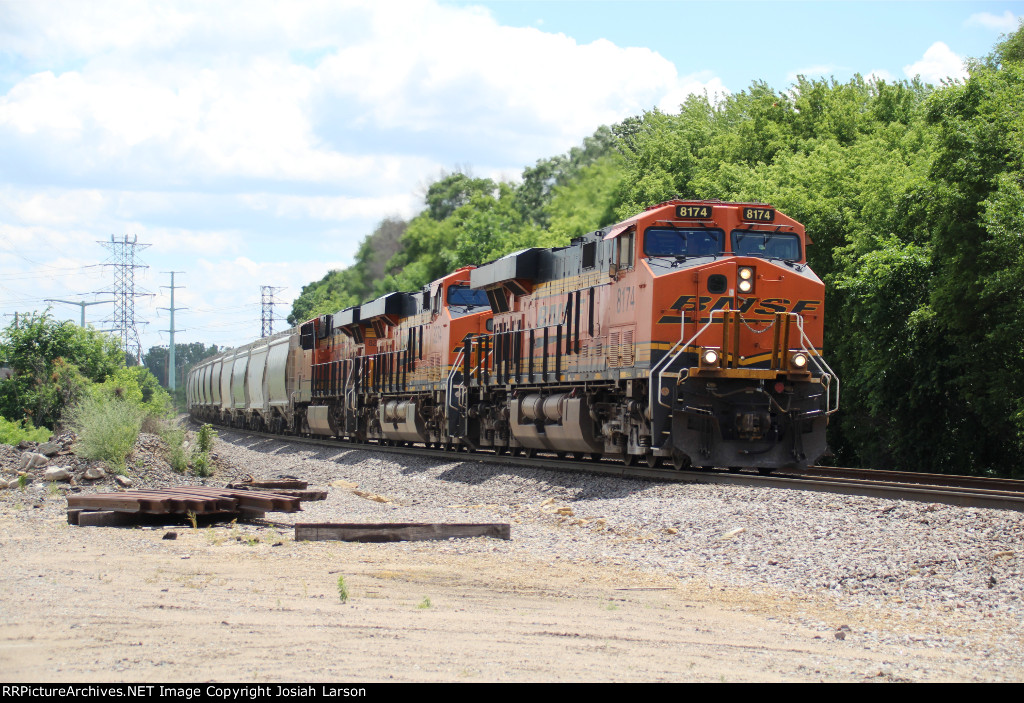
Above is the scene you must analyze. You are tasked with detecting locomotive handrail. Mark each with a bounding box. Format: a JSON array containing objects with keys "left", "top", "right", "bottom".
[
  {"left": 651, "top": 309, "right": 724, "bottom": 416},
  {"left": 793, "top": 315, "right": 840, "bottom": 415},
  {"left": 445, "top": 345, "right": 467, "bottom": 415}
]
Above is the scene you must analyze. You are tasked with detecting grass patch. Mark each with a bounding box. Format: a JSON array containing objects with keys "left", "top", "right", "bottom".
[
  {"left": 337, "top": 575, "right": 349, "bottom": 603},
  {"left": 417, "top": 596, "right": 432, "bottom": 609}
]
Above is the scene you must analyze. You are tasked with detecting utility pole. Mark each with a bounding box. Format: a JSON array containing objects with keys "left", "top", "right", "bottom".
[
  {"left": 44, "top": 299, "right": 114, "bottom": 327},
  {"left": 260, "top": 285, "right": 285, "bottom": 337},
  {"left": 159, "top": 272, "right": 186, "bottom": 391},
  {"left": 96, "top": 235, "right": 153, "bottom": 364}
]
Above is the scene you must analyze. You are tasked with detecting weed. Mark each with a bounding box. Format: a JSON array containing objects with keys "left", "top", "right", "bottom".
[
  {"left": 67, "top": 395, "right": 144, "bottom": 473},
  {"left": 191, "top": 452, "right": 213, "bottom": 478},
  {"left": 197, "top": 424, "right": 217, "bottom": 453},
  {"left": 17, "top": 474, "right": 28, "bottom": 490},
  {"left": 417, "top": 596, "right": 432, "bottom": 609},
  {"left": 186, "top": 510, "right": 198, "bottom": 529},
  {"left": 605, "top": 603, "right": 620, "bottom": 611},
  {"left": 337, "top": 575, "right": 349, "bottom": 603},
  {"left": 163, "top": 426, "right": 188, "bottom": 473},
  {"left": 46, "top": 481, "right": 60, "bottom": 497},
  {"left": 205, "top": 527, "right": 224, "bottom": 546}
]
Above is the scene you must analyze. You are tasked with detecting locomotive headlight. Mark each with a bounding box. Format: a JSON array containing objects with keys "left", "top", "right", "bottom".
[
  {"left": 791, "top": 352, "right": 808, "bottom": 369},
  {"left": 701, "top": 349, "right": 720, "bottom": 366},
  {"left": 738, "top": 267, "right": 754, "bottom": 293}
]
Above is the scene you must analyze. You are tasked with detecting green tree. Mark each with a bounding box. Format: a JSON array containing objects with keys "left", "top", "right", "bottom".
[
  {"left": 0, "top": 312, "right": 124, "bottom": 427},
  {"left": 288, "top": 217, "right": 407, "bottom": 324},
  {"left": 143, "top": 342, "right": 220, "bottom": 388},
  {"left": 915, "top": 24, "right": 1024, "bottom": 474}
]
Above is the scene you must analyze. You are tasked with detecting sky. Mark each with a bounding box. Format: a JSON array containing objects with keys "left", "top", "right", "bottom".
[{"left": 0, "top": 0, "right": 1020, "bottom": 361}]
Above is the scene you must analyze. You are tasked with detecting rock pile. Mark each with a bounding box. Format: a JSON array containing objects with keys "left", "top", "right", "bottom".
[{"left": 0, "top": 431, "right": 245, "bottom": 492}]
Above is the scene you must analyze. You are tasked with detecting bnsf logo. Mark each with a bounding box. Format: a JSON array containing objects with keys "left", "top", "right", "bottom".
[{"left": 660, "top": 295, "right": 821, "bottom": 323}]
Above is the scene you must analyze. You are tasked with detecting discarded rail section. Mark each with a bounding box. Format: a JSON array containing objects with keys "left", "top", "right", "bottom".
[{"left": 67, "top": 486, "right": 306, "bottom": 526}]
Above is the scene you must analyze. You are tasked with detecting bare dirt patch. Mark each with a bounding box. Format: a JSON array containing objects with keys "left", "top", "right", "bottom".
[{"left": 1, "top": 431, "right": 1021, "bottom": 682}]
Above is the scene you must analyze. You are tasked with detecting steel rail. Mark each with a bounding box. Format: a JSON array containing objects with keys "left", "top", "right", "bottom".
[{"left": 211, "top": 426, "right": 1024, "bottom": 513}]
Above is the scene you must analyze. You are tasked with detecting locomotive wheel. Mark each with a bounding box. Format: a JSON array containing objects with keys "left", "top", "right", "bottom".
[
  {"left": 727, "top": 467, "right": 743, "bottom": 473},
  {"left": 590, "top": 453, "right": 603, "bottom": 462},
  {"left": 671, "top": 453, "right": 689, "bottom": 471},
  {"left": 758, "top": 468, "right": 774, "bottom": 476},
  {"left": 523, "top": 447, "right": 536, "bottom": 459},
  {"left": 495, "top": 445, "right": 507, "bottom": 456},
  {"left": 622, "top": 452, "right": 637, "bottom": 467},
  {"left": 646, "top": 453, "right": 661, "bottom": 469}
]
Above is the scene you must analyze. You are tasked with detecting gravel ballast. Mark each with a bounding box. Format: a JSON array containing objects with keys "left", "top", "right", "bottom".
[{"left": 213, "top": 431, "right": 1024, "bottom": 662}]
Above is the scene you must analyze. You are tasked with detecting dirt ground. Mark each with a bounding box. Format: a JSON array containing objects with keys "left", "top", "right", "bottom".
[{"left": 1, "top": 503, "right": 1018, "bottom": 683}]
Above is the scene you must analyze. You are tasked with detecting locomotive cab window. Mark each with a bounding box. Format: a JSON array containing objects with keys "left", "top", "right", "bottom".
[
  {"left": 447, "top": 284, "right": 490, "bottom": 317},
  {"left": 731, "top": 230, "right": 802, "bottom": 261},
  {"left": 615, "top": 231, "right": 635, "bottom": 270},
  {"left": 644, "top": 227, "right": 724, "bottom": 258}
]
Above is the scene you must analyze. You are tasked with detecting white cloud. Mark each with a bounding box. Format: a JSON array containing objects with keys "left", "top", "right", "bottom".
[
  {"left": 903, "top": 42, "right": 968, "bottom": 83},
  {"left": 966, "top": 11, "right": 1019, "bottom": 31},
  {"left": 0, "top": 0, "right": 728, "bottom": 352},
  {"left": 0, "top": 1, "right": 724, "bottom": 190}
]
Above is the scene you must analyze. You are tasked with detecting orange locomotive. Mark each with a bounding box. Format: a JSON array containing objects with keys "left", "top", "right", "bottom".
[
  {"left": 462, "top": 199, "right": 838, "bottom": 469},
  {"left": 187, "top": 200, "right": 837, "bottom": 471}
]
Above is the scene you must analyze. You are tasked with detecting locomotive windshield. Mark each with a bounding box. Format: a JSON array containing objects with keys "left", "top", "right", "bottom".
[
  {"left": 446, "top": 284, "right": 489, "bottom": 309},
  {"left": 644, "top": 227, "right": 724, "bottom": 257},
  {"left": 731, "top": 230, "right": 802, "bottom": 261}
]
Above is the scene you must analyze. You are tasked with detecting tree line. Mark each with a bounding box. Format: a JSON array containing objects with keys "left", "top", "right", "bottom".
[{"left": 289, "top": 27, "right": 1024, "bottom": 477}]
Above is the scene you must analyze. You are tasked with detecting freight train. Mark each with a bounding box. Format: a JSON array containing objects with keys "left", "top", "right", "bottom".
[{"left": 187, "top": 200, "right": 838, "bottom": 471}]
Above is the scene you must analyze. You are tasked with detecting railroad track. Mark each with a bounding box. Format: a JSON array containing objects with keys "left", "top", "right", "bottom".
[{"left": 217, "top": 427, "right": 1024, "bottom": 513}]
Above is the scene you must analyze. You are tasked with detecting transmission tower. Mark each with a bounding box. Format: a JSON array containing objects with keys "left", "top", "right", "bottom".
[
  {"left": 260, "top": 285, "right": 285, "bottom": 338},
  {"left": 96, "top": 235, "right": 153, "bottom": 365}
]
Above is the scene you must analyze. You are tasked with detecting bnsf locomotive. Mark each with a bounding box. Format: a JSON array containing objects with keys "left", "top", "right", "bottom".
[{"left": 187, "top": 200, "right": 838, "bottom": 471}]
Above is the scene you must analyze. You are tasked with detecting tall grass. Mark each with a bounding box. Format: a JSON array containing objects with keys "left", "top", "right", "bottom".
[{"left": 67, "top": 396, "right": 144, "bottom": 474}]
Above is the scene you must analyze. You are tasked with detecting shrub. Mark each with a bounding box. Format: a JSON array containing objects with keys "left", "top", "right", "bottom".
[
  {"left": 67, "top": 395, "right": 144, "bottom": 473},
  {"left": 0, "top": 416, "right": 51, "bottom": 446}
]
